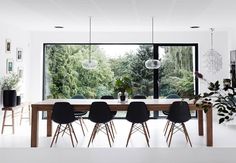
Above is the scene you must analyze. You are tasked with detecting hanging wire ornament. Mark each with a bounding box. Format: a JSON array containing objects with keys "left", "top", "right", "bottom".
[
  {"left": 145, "top": 17, "right": 161, "bottom": 69},
  {"left": 204, "top": 28, "right": 222, "bottom": 73},
  {"left": 82, "top": 16, "right": 98, "bottom": 70}
]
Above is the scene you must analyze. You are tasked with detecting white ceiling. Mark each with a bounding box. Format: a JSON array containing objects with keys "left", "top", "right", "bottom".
[{"left": 0, "top": 0, "right": 236, "bottom": 32}]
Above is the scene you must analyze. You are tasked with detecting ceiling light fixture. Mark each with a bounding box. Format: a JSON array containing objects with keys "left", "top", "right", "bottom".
[
  {"left": 204, "top": 28, "right": 222, "bottom": 73},
  {"left": 54, "top": 26, "right": 64, "bottom": 29},
  {"left": 190, "top": 26, "right": 200, "bottom": 29},
  {"left": 82, "top": 16, "right": 98, "bottom": 70},
  {"left": 145, "top": 17, "right": 161, "bottom": 69}
]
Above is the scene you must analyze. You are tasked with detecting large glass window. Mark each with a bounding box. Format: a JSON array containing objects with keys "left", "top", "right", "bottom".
[
  {"left": 43, "top": 43, "right": 198, "bottom": 118},
  {"left": 43, "top": 44, "right": 154, "bottom": 118}
]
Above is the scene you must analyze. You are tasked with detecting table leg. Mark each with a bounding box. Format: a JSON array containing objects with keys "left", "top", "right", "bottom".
[
  {"left": 198, "top": 110, "right": 203, "bottom": 136},
  {"left": 47, "top": 110, "right": 52, "bottom": 137},
  {"left": 206, "top": 107, "right": 213, "bottom": 146},
  {"left": 31, "top": 107, "right": 39, "bottom": 147}
]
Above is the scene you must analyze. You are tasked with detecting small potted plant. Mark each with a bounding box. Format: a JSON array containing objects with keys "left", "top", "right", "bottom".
[
  {"left": 114, "top": 76, "right": 133, "bottom": 102},
  {"left": 1, "top": 73, "right": 20, "bottom": 107}
]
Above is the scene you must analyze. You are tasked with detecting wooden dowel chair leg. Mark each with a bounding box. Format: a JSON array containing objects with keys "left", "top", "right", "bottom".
[
  {"left": 105, "top": 124, "right": 112, "bottom": 147},
  {"left": 55, "top": 125, "right": 61, "bottom": 143},
  {"left": 182, "top": 123, "right": 192, "bottom": 147},
  {"left": 126, "top": 123, "right": 134, "bottom": 147},
  {"left": 111, "top": 120, "right": 117, "bottom": 134},
  {"left": 166, "top": 122, "right": 173, "bottom": 143},
  {"left": 68, "top": 124, "right": 75, "bottom": 147},
  {"left": 11, "top": 110, "right": 14, "bottom": 134},
  {"left": 109, "top": 121, "right": 115, "bottom": 140},
  {"left": 1, "top": 110, "right": 7, "bottom": 134},
  {"left": 92, "top": 124, "right": 99, "bottom": 142},
  {"left": 168, "top": 123, "right": 175, "bottom": 147},
  {"left": 20, "top": 107, "right": 23, "bottom": 125},
  {"left": 107, "top": 123, "right": 114, "bottom": 142},
  {"left": 50, "top": 125, "right": 60, "bottom": 147},
  {"left": 144, "top": 122, "right": 150, "bottom": 138},
  {"left": 142, "top": 123, "right": 150, "bottom": 147},
  {"left": 88, "top": 124, "right": 97, "bottom": 147},
  {"left": 79, "top": 118, "right": 85, "bottom": 136},
  {"left": 70, "top": 124, "right": 78, "bottom": 143},
  {"left": 81, "top": 118, "right": 88, "bottom": 131},
  {"left": 164, "top": 120, "right": 170, "bottom": 136}
]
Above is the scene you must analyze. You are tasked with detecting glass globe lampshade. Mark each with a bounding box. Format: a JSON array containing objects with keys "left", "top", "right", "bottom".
[
  {"left": 82, "top": 59, "right": 98, "bottom": 70},
  {"left": 145, "top": 59, "right": 161, "bottom": 69}
]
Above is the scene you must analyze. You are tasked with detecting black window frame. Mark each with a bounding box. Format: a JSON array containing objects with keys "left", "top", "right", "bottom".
[{"left": 43, "top": 43, "right": 199, "bottom": 119}]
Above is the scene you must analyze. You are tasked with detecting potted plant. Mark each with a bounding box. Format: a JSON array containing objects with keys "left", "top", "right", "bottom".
[
  {"left": 114, "top": 76, "right": 133, "bottom": 102},
  {"left": 1, "top": 73, "right": 20, "bottom": 107},
  {"left": 194, "top": 71, "right": 236, "bottom": 124}
]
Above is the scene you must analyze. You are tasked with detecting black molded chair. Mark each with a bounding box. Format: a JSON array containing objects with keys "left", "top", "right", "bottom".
[
  {"left": 166, "top": 101, "right": 192, "bottom": 147},
  {"left": 101, "top": 95, "right": 117, "bottom": 138},
  {"left": 133, "top": 95, "right": 147, "bottom": 99},
  {"left": 50, "top": 102, "right": 78, "bottom": 147},
  {"left": 126, "top": 102, "right": 150, "bottom": 147},
  {"left": 88, "top": 102, "right": 113, "bottom": 147},
  {"left": 163, "top": 94, "right": 181, "bottom": 136},
  {"left": 132, "top": 95, "right": 150, "bottom": 138},
  {"left": 71, "top": 94, "right": 88, "bottom": 136}
]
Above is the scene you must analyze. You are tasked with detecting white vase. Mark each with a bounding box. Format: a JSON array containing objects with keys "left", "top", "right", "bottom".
[{"left": 118, "top": 92, "right": 128, "bottom": 103}]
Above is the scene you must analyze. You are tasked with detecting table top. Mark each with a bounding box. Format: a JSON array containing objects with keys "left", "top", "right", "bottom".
[{"left": 31, "top": 99, "right": 199, "bottom": 111}]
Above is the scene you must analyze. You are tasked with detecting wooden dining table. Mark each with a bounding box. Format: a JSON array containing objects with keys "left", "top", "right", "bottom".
[{"left": 30, "top": 99, "right": 213, "bottom": 147}]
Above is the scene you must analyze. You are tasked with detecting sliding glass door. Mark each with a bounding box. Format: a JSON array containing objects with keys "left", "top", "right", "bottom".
[{"left": 155, "top": 44, "right": 198, "bottom": 117}]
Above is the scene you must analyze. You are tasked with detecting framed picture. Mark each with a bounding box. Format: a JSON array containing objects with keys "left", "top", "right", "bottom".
[
  {"left": 6, "top": 59, "right": 14, "bottom": 73},
  {"left": 5, "top": 39, "right": 11, "bottom": 53},
  {"left": 17, "top": 67, "right": 23, "bottom": 78},
  {"left": 16, "top": 48, "right": 23, "bottom": 61}
]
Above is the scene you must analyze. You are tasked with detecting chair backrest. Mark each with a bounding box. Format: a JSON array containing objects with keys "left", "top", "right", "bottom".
[
  {"left": 126, "top": 102, "right": 149, "bottom": 123},
  {"left": 133, "top": 95, "right": 146, "bottom": 99},
  {"left": 88, "top": 102, "right": 112, "bottom": 123},
  {"left": 101, "top": 95, "right": 114, "bottom": 99},
  {"left": 51, "top": 102, "right": 75, "bottom": 124},
  {"left": 71, "top": 94, "right": 85, "bottom": 99},
  {"left": 166, "top": 94, "right": 181, "bottom": 99},
  {"left": 167, "top": 101, "right": 191, "bottom": 123},
  {"left": 162, "top": 94, "right": 181, "bottom": 115}
]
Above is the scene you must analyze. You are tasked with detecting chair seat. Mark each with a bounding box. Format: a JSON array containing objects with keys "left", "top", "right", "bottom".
[
  {"left": 111, "top": 111, "right": 117, "bottom": 116},
  {"left": 74, "top": 111, "right": 87, "bottom": 117}
]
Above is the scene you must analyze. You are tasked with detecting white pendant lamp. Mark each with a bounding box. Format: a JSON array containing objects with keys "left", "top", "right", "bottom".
[
  {"left": 145, "top": 17, "right": 161, "bottom": 69},
  {"left": 204, "top": 28, "right": 222, "bottom": 73},
  {"left": 82, "top": 16, "right": 98, "bottom": 70}
]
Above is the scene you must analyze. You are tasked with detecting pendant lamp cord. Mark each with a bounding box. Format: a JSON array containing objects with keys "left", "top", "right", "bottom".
[
  {"left": 210, "top": 28, "right": 214, "bottom": 50},
  {"left": 152, "top": 17, "right": 154, "bottom": 44},
  {"left": 89, "top": 16, "right": 92, "bottom": 62}
]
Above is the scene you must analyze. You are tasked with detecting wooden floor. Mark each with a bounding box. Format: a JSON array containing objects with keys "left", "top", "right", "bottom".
[{"left": 1, "top": 111, "right": 236, "bottom": 148}]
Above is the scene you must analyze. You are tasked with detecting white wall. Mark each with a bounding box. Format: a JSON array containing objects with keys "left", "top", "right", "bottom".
[
  {"left": 0, "top": 23, "right": 31, "bottom": 105},
  {"left": 30, "top": 30, "right": 230, "bottom": 102}
]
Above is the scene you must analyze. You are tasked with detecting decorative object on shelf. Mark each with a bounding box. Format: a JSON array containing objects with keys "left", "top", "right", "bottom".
[
  {"left": 0, "top": 73, "right": 20, "bottom": 107},
  {"left": 230, "top": 50, "right": 236, "bottom": 87},
  {"left": 6, "top": 59, "right": 14, "bottom": 74},
  {"left": 194, "top": 71, "right": 236, "bottom": 124},
  {"left": 16, "top": 48, "right": 23, "bottom": 61},
  {"left": 145, "top": 17, "right": 161, "bottom": 69},
  {"left": 82, "top": 16, "right": 98, "bottom": 70},
  {"left": 17, "top": 67, "right": 23, "bottom": 78},
  {"left": 114, "top": 76, "right": 132, "bottom": 102},
  {"left": 5, "top": 39, "right": 11, "bottom": 53},
  {"left": 203, "top": 28, "right": 222, "bottom": 73}
]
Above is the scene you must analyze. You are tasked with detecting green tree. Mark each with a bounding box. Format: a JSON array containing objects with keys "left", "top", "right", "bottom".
[
  {"left": 130, "top": 45, "right": 153, "bottom": 96},
  {"left": 45, "top": 45, "right": 114, "bottom": 99}
]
